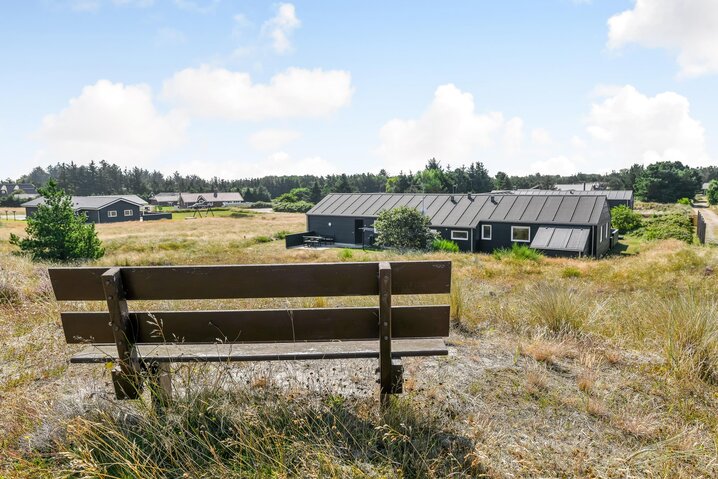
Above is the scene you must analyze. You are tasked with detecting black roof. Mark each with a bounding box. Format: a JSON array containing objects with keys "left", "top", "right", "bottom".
[{"left": 308, "top": 193, "right": 610, "bottom": 228}]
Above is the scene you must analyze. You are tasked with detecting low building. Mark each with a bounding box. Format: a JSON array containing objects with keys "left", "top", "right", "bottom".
[
  {"left": 553, "top": 182, "right": 601, "bottom": 191},
  {"left": 149, "top": 192, "right": 180, "bottom": 206},
  {"left": 0, "top": 182, "right": 38, "bottom": 196},
  {"left": 510, "top": 189, "right": 634, "bottom": 209},
  {"left": 179, "top": 192, "right": 244, "bottom": 208},
  {"left": 305, "top": 192, "right": 613, "bottom": 258},
  {"left": 22, "top": 195, "right": 148, "bottom": 223}
]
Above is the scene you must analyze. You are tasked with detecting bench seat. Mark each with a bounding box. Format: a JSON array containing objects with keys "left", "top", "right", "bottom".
[{"left": 70, "top": 338, "right": 448, "bottom": 364}]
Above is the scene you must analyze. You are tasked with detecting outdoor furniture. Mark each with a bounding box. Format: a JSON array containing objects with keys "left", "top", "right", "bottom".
[{"left": 48, "top": 261, "right": 452, "bottom": 406}]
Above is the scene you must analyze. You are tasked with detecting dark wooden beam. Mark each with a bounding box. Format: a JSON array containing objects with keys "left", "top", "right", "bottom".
[
  {"left": 102, "top": 268, "right": 142, "bottom": 399},
  {"left": 378, "top": 262, "right": 392, "bottom": 405},
  {"left": 49, "top": 261, "right": 451, "bottom": 301},
  {"left": 60, "top": 305, "right": 450, "bottom": 344}
]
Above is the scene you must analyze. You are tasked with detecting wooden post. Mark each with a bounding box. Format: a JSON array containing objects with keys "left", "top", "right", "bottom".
[
  {"left": 102, "top": 268, "right": 143, "bottom": 399},
  {"left": 147, "top": 362, "right": 172, "bottom": 411},
  {"left": 378, "top": 262, "right": 392, "bottom": 406}
]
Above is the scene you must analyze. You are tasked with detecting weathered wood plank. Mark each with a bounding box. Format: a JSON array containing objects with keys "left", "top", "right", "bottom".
[
  {"left": 102, "top": 268, "right": 142, "bottom": 399},
  {"left": 378, "top": 262, "right": 392, "bottom": 401},
  {"left": 69, "top": 338, "right": 448, "bottom": 363},
  {"left": 61, "top": 305, "right": 450, "bottom": 344},
  {"left": 49, "top": 261, "right": 451, "bottom": 301}
]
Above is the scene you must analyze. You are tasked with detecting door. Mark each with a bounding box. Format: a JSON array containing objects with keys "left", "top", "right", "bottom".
[{"left": 354, "top": 219, "right": 364, "bottom": 244}]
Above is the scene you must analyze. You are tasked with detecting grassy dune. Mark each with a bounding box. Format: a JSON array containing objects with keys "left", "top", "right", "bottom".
[{"left": 1, "top": 211, "right": 718, "bottom": 477}]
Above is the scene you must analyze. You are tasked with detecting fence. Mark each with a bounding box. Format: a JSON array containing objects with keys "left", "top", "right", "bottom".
[
  {"left": 697, "top": 211, "right": 706, "bottom": 244},
  {"left": 142, "top": 212, "right": 173, "bottom": 221},
  {"left": 285, "top": 231, "right": 314, "bottom": 248}
]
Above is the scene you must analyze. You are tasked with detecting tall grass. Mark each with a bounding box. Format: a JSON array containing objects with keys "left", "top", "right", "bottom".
[
  {"left": 524, "top": 283, "right": 594, "bottom": 336},
  {"left": 50, "top": 381, "right": 481, "bottom": 478},
  {"left": 662, "top": 294, "right": 718, "bottom": 384}
]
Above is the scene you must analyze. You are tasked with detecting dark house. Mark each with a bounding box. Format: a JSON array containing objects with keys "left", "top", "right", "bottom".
[
  {"left": 510, "top": 189, "right": 634, "bottom": 209},
  {"left": 305, "top": 193, "right": 613, "bottom": 258},
  {"left": 22, "top": 195, "right": 148, "bottom": 223},
  {"left": 179, "top": 192, "right": 244, "bottom": 208},
  {"left": 0, "top": 182, "right": 38, "bottom": 196}
]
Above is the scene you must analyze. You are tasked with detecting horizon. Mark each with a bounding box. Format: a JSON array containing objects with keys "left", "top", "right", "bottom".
[{"left": 1, "top": 1, "right": 717, "bottom": 180}]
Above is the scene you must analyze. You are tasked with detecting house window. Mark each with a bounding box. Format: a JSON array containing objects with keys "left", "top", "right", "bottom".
[
  {"left": 124, "top": 209, "right": 133, "bottom": 217},
  {"left": 451, "top": 230, "right": 469, "bottom": 241},
  {"left": 511, "top": 226, "right": 530, "bottom": 242},
  {"left": 107, "top": 210, "right": 117, "bottom": 218},
  {"left": 481, "top": 224, "right": 492, "bottom": 240}
]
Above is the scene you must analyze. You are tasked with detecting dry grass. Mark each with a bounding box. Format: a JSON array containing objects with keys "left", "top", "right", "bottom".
[{"left": 2, "top": 211, "right": 718, "bottom": 477}]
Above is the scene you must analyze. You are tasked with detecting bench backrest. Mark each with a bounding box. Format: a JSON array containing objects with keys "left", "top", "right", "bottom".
[{"left": 49, "top": 261, "right": 452, "bottom": 346}]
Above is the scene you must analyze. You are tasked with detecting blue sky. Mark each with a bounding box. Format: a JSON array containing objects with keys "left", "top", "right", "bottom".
[{"left": 1, "top": 0, "right": 717, "bottom": 180}]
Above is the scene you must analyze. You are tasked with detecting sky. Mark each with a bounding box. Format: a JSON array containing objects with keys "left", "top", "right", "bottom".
[{"left": 1, "top": 0, "right": 717, "bottom": 180}]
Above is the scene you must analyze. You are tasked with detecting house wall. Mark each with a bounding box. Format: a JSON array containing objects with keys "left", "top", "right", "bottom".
[
  {"left": 93, "top": 200, "right": 141, "bottom": 223},
  {"left": 307, "top": 215, "right": 377, "bottom": 245}
]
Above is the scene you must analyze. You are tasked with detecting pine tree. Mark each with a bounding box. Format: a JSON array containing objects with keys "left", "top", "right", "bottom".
[{"left": 10, "top": 180, "right": 104, "bottom": 261}]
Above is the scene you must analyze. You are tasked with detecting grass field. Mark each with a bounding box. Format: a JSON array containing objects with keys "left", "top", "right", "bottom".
[{"left": 1, "top": 211, "right": 718, "bottom": 477}]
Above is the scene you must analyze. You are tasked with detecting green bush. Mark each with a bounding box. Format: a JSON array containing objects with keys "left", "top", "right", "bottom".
[
  {"left": 9, "top": 181, "right": 104, "bottom": 261},
  {"left": 271, "top": 201, "right": 315, "bottom": 213},
  {"left": 707, "top": 180, "right": 718, "bottom": 206},
  {"left": 432, "top": 238, "right": 459, "bottom": 252},
  {"left": 561, "top": 267, "right": 582, "bottom": 278},
  {"left": 676, "top": 197, "right": 692, "bottom": 205},
  {"left": 610, "top": 205, "right": 642, "bottom": 233},
  {"left": 273, "top": 230, "right": 291, "bottom": 240},
  {"left": 373, "top": 206, "right": 435, "bottom": 250},
  {"left": 338, "top": 248, "right": 354, "bottom": 260},
  {"left": 637, "top": 212, "right": 693, "bottom": 243},
  {"left": 492, "top": 243, "right": 542, "bottom": 261}
]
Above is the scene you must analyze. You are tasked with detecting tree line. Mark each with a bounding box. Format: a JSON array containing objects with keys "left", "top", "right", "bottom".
[{"left": 6, "top": 158, "right": 718, "bottom": 204}]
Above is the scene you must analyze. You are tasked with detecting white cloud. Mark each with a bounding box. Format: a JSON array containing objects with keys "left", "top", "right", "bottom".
[
  {"left": 162, "top": 66, "right": 353, "bottom": 120},
  {"left": 608, "top": 0, "right": 718, "bottom": 77},
  {"left": 586, "top": 85, "right": 711, "bottom": 167},
  {"left": 69, "top": 0, "right": 153, "bottom": 11},
  {"left": 529, "top": 155, "right": 583, "bottom": 176},
  {"left": 531, "top": 128, "right": 553, "bottom": 146},
  {"left": 36, "top": 80, "right": 187, "bottom": 168},
  {"left": 262, "top": 3, "right": 301, "bottom": 54},
  {"left": 503, "top": 117, "right": 524, "bottom": 155},
  {"left": 248, "top": 129, "right": 300, "bottom": 151},
  {"left": 376, "top": 84, "right": 522, "bottom": 172},
  {"left": 175, "top": 152, "right": 336, "bottom": 178}
]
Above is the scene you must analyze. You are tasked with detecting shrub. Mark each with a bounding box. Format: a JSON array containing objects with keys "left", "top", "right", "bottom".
[
  {"left": 432, "top": 238, "right": 459, "bottom": 252},
  {"left": 610, "top": 205, "right": 642, "bottom": 233},
  {"left": 637, "top": 212, "right": 693, "bottom": 243},
  {"left": 9, "top": 181, "right": 104, "bottom": 261},
  {"left": 707, "top": 180, "right": 718, "bottom": 206},
  {"left": 273, "top": 230, "right": 290, "bottom": 240},
  {"left": 338, "top": 248, "right": 354, "bottom": 260},
  {"left": 373, "top": 206, "right": 436, "bottom": 250},
  {"left": 253, "top": 235, "right": 273, "bottom": 244},
  {"left": 676, "top": 197, "right": 692, "bottom": 206},
  {"left": 492, "top": 243, "right": 542, "bottom": 261},
  {"left": 271, "top": 201, "right": 314, "bottom": 213}
]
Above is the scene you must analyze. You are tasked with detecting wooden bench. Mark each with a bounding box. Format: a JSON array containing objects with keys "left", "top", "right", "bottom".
[{"left": 48, "top": 261, "right": 451, "bottom": 405}]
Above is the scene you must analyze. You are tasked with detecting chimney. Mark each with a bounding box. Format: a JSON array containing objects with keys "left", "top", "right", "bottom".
[
  {"left": 214, "top": 191, "right": 218, "bottom": 198},
  {"left": 467, "top": 193, "right": 474, "bottom": 200}
]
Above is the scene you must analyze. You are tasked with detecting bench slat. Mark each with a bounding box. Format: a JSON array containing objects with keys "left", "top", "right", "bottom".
[
  {"left": 69, "top": 338, "right": 449, "bottom": 363},
  {"left": 61, "top": 306, "right": 450, "bottom": 344},
  {"left": 49, "top": 261, "right": 451, "bottom": 301}
]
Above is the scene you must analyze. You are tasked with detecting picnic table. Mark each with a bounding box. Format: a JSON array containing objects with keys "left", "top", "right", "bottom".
[{"left": 303, "top": 235, "right": 335, "bottom": 247}]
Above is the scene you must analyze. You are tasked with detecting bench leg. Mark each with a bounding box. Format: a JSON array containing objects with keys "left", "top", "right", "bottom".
[
  {"left": 147, "top": 362, "right": 172, "bottom": 410},
  {"left": 111, "top": 366, "right": 143, "bottom": 400},
  {"left": 390, "top": 359, "right": 404, "bottom": 394}
]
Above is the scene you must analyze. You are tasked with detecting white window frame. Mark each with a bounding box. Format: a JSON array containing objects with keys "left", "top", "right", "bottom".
[
  {"left": 481, "top": 224, "right": 492, "bottom": 240},
  {"left": 450, "top": 230, "right": 469, "bottom": 241},
  {"left": 107, "top": 210, "right": 118, "bottom": 218},
  {"left": 511, "top": 226, "right": 531, "bottom": 243},
  {"left": 124, "top": 209, "right": 133, "bottom": 217}
]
